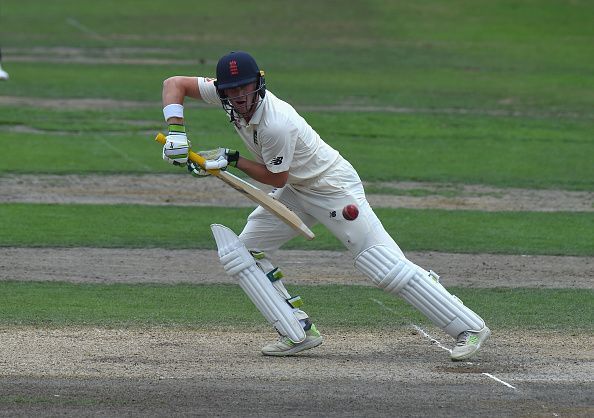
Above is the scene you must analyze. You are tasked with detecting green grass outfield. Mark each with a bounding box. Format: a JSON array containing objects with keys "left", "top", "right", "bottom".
[
  {"left": 2, "top": 110, "right": 593, "bottom": 189},
  {"left": 0, "top": 281, "right": 591, "bottom": 331},
  {"left": 0, "top": 0, "right": 592, "bottom": 332},
  {"left": 2, "top": 1, "right": 594, "bottom": 113},
  {"left": 0, "top": 204, "right": 592, "bottom": 256}
]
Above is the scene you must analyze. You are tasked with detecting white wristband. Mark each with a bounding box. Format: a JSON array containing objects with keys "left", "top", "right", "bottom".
[{"left": 163, "top": 104, "right": 184, "bottom": 121}]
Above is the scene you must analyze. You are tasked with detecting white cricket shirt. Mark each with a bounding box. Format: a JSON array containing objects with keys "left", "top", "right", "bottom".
[{"left": 197, "top": 77, "right": 340, "bottom": 186}]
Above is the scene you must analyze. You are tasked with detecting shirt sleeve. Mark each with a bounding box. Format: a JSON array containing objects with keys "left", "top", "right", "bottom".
[
  {"left": 197, "top": 77, "right": 220, "bottom": 105},
  {"left": 259, "top": 120, "right": 298, "bottom": 173}
]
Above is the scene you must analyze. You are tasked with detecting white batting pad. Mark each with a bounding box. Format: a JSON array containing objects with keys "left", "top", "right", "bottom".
[
  {"left": 211, "top": 224, "right": 306, "bottom": 343},
  {"left": 355, "top": 245, "right": 485, "bottom": 338}
]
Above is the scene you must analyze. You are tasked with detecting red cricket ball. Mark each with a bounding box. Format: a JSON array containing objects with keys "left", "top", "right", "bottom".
[{"left": 342, "top": 204, "right": 359, "bottom": 221}]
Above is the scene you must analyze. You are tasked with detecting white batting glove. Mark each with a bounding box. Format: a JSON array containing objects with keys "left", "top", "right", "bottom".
[
  {"left": 162, "top": 124, "right": 190, "bottom": 166},
  {"left": 187, "top": 161, "right": 210, "bottom": 178},
  {"left": 198, "top": 148, "right": 239, "bottom": 170}
]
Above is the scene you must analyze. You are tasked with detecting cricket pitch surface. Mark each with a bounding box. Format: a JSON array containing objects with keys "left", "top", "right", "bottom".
[{"left": 0, "top": 325, "right": 592, "bottom": 417}]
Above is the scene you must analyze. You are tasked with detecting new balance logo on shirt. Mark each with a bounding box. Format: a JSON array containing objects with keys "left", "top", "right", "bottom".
[{"left": 270, "top": 156, "right": 284, "bottom": 165}]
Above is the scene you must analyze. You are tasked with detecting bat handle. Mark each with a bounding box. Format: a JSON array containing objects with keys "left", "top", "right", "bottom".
[{"left": 154, "top": 132, "right": 219, "bottom": 173}]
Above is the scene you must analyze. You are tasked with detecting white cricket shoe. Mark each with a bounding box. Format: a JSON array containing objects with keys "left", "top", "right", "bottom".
[
  {"left": 262, "top": 323, "right": 323, "bottom": 356},
  {"left": 0, "top": 68, "right": 8, "bottom": 80},
  {"left": 451, "top": 326, "right": 491, "bottom": 361}
]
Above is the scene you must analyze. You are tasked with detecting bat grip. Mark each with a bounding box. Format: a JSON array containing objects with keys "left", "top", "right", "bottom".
[{"left": 155, "top": 132, "right": 220, "bottom": 174}]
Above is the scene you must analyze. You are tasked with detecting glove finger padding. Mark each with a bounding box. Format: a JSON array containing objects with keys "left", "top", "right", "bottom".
[
  {"left": 204, "top": 156, "right": 229, "bottom": 170},
  {"left": 198, "top": 148, "right": 228, "bottom": 170},
  {"left": 198, "top": 148, "right": 240, "bottom": 170},
  {"left": 187, "top": 161, "right": 210, "bottom": 177}
]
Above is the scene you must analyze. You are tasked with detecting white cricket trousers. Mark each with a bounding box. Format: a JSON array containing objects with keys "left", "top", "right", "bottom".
[
  {"left": 239, "top": 156, "right": 405, "bottom": 259},
  {"left": 238, "top": 156, "right": 487, "bottom": 340}
]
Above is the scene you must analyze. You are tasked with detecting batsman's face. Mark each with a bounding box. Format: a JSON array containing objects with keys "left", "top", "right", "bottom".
[{"left": 224, "top": 82, "right": 258, "bottom": 117}]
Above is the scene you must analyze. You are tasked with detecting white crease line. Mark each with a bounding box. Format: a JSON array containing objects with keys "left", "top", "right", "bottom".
[
  {"left": 66, "top": 18, "right": 105, "bottom": 40},
  {"left": 410, "top": 323, "right": 452, "bottom": 353},
  {"left": 482, "top": 372, "right": 517, "bottom": 390},
  {"left": 372, "top": 298, "right": 518, "bottom": 391},
  {"left": 98, "top": 137, "right": 153, "bottom": 170}
]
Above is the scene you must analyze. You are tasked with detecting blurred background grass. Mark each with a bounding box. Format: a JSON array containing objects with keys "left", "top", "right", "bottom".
[{"left": 1, "top": 0, "right": 592, "bottom": 188}]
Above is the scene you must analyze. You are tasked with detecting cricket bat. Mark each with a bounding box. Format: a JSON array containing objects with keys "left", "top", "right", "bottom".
[{"left": 155, "top": 133, "right": 315, "bottom": 240}]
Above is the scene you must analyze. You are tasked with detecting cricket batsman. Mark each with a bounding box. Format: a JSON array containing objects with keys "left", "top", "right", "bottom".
[{"left": 160, "top": 51, "right": 491, "bottom": 360}]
